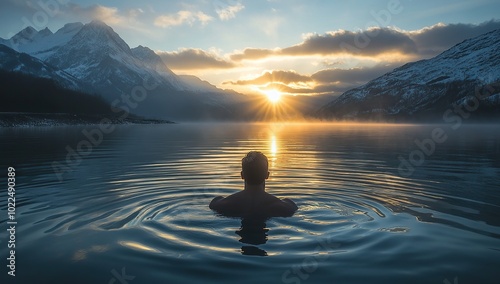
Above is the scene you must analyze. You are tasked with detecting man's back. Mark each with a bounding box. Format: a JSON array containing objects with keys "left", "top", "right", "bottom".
[{"left": 210, "top": 190, "right": 297, "bottom": 218}]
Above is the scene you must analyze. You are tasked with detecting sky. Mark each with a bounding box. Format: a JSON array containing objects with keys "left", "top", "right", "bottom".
[{"left": 2, "top": 0, "right": 500, "bottom": 97}]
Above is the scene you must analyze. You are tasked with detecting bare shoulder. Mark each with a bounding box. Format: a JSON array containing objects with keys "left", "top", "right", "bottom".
[
  {"left": 264, "top": 196, "right": 298, "bottom": 217},
  {"left": 209, "top": 196, "right": 225, "bottom": 210},
  {"left": 209, "top": 191, "right": 246, "bottom": 212}
]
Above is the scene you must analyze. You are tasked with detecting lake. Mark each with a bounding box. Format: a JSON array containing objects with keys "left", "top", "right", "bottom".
[{"left": 1, "top": 123, "right": 499, "bottom": 284}]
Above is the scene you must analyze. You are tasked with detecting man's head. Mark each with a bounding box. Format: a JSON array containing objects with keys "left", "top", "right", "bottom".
[{"left": 241, "top": 151, "right": 269, "bottom": 185}]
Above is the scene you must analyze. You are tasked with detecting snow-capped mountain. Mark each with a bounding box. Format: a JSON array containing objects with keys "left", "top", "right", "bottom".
[
  {"left": 317, "top": 29, "right": 500, "bottom": 120},
  {"left": 130, "top": 45, "right": 188, "bottom": 91},
  {"left": 42, "top": 20, "right": 164, "bottom": 97},
  {"left": 0, "top": 44, "right": 85, "bottom": 91},
  {"left": 0, "top": 20, "right": 245, "bottom": 120},
  {"left": 1, "top": 23, "right": 83, "bottom": 60}
]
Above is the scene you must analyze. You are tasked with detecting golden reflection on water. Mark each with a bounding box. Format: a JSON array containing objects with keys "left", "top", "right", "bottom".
[
  {"left": 269, "top": 134, "right": 278, "bottom": 169},
  {"left": 119, "top": 241, "right": 160, "bottom": 253},
  {"left": 270, "top": 135, "right": 277, "bottom": 156}
]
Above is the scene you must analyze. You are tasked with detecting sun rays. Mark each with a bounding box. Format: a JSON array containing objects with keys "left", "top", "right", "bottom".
[{"left": 243, "top": 92, "right": 303, "bottom": 121}]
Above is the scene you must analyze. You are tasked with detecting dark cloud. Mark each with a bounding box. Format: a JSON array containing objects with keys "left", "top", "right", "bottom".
[
  {"left": 229, "top": 20, "right": 500, "bottom": 61},
  {"left": 224, "top": 70, "right": 312, "bottom": 85},
  {"left": 282, "top": 28, "right": 417, "bottom": 56},
  {"left": 158, "top": 48, "right": 236, "bottom": 70},
  {"left": 410, "top": 20, "right": 500, "bottom": 56}
]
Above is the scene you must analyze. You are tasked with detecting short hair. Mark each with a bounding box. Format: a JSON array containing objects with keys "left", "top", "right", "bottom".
[{"left": 242, "top": 151, "right": 268, "bottom": 185}]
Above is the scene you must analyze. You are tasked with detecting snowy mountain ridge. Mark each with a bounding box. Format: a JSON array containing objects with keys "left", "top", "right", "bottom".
[
  {"left": 0, "top": 20, "right": 244, "bottom": 119},
  {"left": 0, "top": 44, "right": 87, "bottom": 91},
  {"left": 317, "top": 29, "right": 500, "bottom": 120}
]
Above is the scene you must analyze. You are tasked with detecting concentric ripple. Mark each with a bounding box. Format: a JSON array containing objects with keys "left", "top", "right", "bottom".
[{"left": 0, "top": 123, "right": 499, "bottom": 283}]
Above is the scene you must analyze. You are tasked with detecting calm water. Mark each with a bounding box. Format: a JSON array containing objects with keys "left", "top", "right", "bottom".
[{"left": 1, "top": 123, "right": 499, "bottom": 284}]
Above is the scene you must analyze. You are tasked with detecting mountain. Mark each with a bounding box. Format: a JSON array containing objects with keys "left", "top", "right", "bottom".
[
  {"left": 130, "top": 45, "right": 187, "bottom": 90},
  {"left": 43, "top": 20, "right": 165, "bottom": 98},
  {"left": 1, "top": 23, "right": 83, "bottom": 60},
  {"left": 179, "top": 75, "right": 225, "bottom": 93},
  {"left": 317, "top": 29, "right": 500, "bottom": 121},
  {"left": 0, "top": 44, "right": 86, "bottom": 91},
  {"left": 1, "top": 21, "right": 246, "bottom": 120}
]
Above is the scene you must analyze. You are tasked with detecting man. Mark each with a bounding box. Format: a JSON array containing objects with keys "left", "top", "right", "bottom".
[{"left": 209, "top": 151, "right": 298, "bottom": 218}]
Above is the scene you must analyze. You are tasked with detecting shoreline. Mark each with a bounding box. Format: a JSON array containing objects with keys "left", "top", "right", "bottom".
[{"left": 0, "top": 112, "right": 174, "bottom": 127}]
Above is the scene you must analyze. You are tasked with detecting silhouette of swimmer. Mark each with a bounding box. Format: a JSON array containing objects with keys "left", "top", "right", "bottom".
[{"left": 209, "top": 151, "right": 298, "bottom": 218}]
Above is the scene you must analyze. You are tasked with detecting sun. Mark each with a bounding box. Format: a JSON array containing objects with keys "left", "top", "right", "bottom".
[{"left": 264, "top": 89, "right": 282, "bottom": 103}]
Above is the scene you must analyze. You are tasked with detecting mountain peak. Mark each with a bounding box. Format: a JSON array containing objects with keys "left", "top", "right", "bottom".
[
  {"left": 20, "top": 26, "right": 37, "bottom": 35},
  {"left": 88, "top": 19, "right": 110, "bottom": 28},
  {"left": 71, "top": 20, "right": 131, "bottom": 55},
  {"left": 39, "top": 27, "right": 53, "bottom": 37},
  {"left": 131, "top": 45, "right": 170, "bottom": 69},
  {"left": 82, "top": 20, "right": 116, "bottom": 35},
  {"left": 131, "top": 45, "right": 156, "bottom": 57},
  {"left": 13, "top": 26, "right": 37, "bottom": 39},
  {"left": 9, "top": 26, "right": 39, "bottom": 46}
]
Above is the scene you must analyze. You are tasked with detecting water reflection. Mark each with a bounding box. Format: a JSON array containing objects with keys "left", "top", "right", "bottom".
[
  {"left": 270, "top": 135, "right": 277, "bottom": 156},
  {"left": 236, "top": 218, "right": 269, "bottom": 256},
  {"left": 269, "top": 134, "right": 278, "bottom": 170}
]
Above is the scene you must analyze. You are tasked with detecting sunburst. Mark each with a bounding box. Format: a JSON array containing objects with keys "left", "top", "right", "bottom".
[{"left": 263, "top": 89, "right": 281, "bottom": 103}]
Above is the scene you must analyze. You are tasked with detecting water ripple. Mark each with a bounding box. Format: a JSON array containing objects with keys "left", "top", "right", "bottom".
[{"left": 1, "top": 123, "right": 499, "bottom": 283}]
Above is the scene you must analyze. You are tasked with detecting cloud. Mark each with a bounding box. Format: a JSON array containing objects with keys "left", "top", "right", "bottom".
[
  {"left": 229, "top": 48, "right": 278, "bottom": 61},
  {"left": 158, "top": 48, "right": 236, "bottom": 70},
  {"left": 215, "top": 2, "right": 244, "bottom": 20},
  {"left": 229, "top": 27, "right": 418, "bottom": 61},
  {"left": 225, "top": 70, "right": 312, "bottom": 85},
  {"left": 410, "top": 20, "right": 500, "bottom": 55},
  {"left": 154, "top": 10, "right": 213, "bottom": 28},
  {"left": 260, "top": 83, "right": 314, "bottom": 94},
  {"left": 283, "top": 28, "right": 418, "bottom": 56},
  {"left": 229, "top": 20, "right": 500, "bottom": 61},
  {"left": 225, "top": 64, "right": 399, "bottom": 95},
  {"left": 89, "top": 6, "right": 122, "bottom": 24},
  {"left": 65, "top": 4, "right": 147, "bottom": 26}
]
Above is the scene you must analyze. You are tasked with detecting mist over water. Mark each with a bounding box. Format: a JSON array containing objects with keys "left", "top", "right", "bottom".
[{"left": 0, "top": 123, "right": 499, "bottom": 284}]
